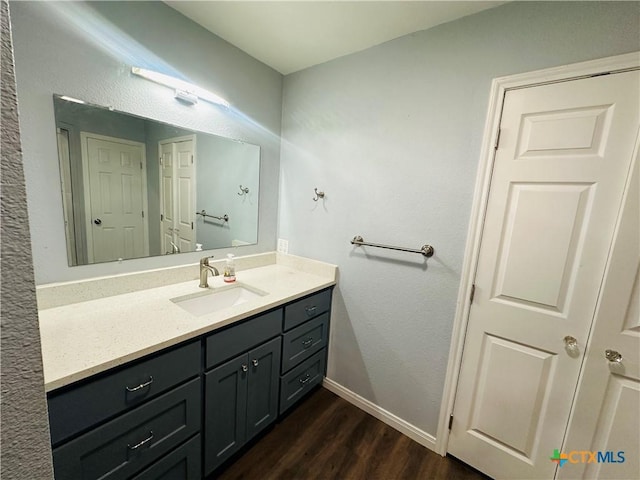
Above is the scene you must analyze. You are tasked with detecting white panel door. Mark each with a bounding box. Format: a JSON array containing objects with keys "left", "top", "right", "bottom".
[
  {"left": 448, "top": 70, "right": 639, "bottom": 479},
  {"left": 160, "top": 142, "right": 175, "bottom": 254},
  {"left": 559, "top": 149, "right": 639, "bottom": 480},
  {"left": 174, "top": 139, "right": 195, "bottom": 252},
  {"left": 83, "top": 134, "right": 147, "bottom": 263},
  {"left": 158, "top": 137, "right": 196, "bottom": 254}
]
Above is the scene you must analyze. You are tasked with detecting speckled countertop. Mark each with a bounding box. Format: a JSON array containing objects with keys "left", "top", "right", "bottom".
[{"left": 37, "top": 253, "right": 337, "bottom": 392}]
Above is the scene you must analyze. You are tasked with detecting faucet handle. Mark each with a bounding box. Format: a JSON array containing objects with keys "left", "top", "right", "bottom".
[{"left": 199, "top": 255, "right": 215, "bottom": 266}]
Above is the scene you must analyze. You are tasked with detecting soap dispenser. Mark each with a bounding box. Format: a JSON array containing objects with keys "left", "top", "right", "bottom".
[{"left": 224, "top": 254, "right": 236, "bottom": 283}]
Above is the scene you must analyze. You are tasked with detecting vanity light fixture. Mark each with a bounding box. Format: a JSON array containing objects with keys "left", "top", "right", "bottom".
[
  {"left": 174, "top": 89, "right": 198, "bottom": 105},
  {"left": 131, "top": 66, "right": 230, "bottom": 108}
]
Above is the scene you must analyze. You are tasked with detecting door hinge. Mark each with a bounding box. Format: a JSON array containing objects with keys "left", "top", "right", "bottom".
[
  {"left": 141, "top": 210, "right": 144, "bottom": 218},
  {"left": 494, "top": 128, "right": 502, "bottom": 150},
  {"left": 470, "top": 284, "right": 476, "bottom": 304},
  {"left": 191, "top": 222, "right": 194, "bottom": 230},
  {"left": 160, "top": 214, "right": 164, "bottom": 221},
  {"left": 191, "top": 155, "right": 194, "bottom": 164},
  {"left": 140, "top": 162, "right": 143, "bottom": 170},
  {"left": 448, "top": 414, "right": 454, "bottom": 430},
  {"left": 159, "top": 156, "right": 162, "bottom": 165}
]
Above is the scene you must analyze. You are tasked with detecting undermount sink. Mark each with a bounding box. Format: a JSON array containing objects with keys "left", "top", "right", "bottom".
[{"left": 171, "top": 284, "right": 267, "bottom": 317}]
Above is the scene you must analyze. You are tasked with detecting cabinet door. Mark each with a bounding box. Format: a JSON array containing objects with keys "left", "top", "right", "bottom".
[
  {"left": 246, "top": 337, "right": 281, "bottom": 441},
  {"left": 204, "top": 354, "right": 248, "bottom": 475}
]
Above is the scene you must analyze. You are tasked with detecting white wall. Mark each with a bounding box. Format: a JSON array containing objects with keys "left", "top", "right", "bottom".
[
  {"left": 10, "top": 1, "right": 283, "bottom": 284},
  {"left": 279, "top": 1, "right": 640, "bottom": 439}
]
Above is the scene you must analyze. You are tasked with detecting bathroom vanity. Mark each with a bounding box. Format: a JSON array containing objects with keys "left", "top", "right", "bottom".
[{"left": 37, "top": 253, "right": 336, "bottom": 479}]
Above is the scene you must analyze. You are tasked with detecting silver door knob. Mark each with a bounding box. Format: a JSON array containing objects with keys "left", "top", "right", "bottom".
[
  {"left": 563, "top": 336, "right": 578, "bottom": 347},
  {"left": 605, "top": 349, "right": 622, "bottom": 363}
]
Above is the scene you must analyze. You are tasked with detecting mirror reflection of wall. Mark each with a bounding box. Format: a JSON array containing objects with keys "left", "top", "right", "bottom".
[{"left": 53, "top": 96, "right": 260, "bottom": 266}]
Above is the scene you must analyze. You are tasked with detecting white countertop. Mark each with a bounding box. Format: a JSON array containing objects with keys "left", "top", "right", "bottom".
[{"left": 37, "top": 253, "right": 336, "bottom": 392}]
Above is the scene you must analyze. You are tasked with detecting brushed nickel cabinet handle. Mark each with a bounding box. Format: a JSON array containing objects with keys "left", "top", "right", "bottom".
[
  {"left": 128, "top": 431, "right": 154, "bottom": 450},
  {"left": 125, "top": 376, "right": 153, "bottom": 392},
  {"left": 304, "top": 306, "right": 317, "bottom": 316},
  {"left": 299, "top": 373, "right": 311, "bottom": 385},
  {"left": 241, "top": 364, "right": 248, "bottom": 372},
  {"left": 252, "top": 359, "right": 259, "bottom": 367},
  {"left": 302, "top": 338, "right": 313, "bottom": 348}
]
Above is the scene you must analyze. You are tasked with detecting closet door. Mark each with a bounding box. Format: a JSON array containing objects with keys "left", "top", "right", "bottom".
[
  {"left": 558, "top": 146, "right": 639, "bottom": 480},
  {"left": 448, "top": 70, "right": 639, "bottom": 479},
  {"left": 159, "top": 136, "right": 196, "bottom": 254},
  {"left": 173, "top": 139, "right": 195, "bottom": 253},
  {"left": 159, "top": 142, "right": 175, "bottom": 254}
]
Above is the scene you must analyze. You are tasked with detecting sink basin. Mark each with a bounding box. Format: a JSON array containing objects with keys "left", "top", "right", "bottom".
[{"left": 171, "top": 284, "right": 267, "bottom": 317}]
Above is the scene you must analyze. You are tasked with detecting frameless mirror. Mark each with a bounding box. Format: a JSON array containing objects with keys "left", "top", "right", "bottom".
[{"left": 53, "top": 95, "right": 260, "bottom": 266}]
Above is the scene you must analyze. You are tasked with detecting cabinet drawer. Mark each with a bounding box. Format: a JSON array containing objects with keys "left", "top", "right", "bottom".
[
  {"left": 284, "top": 288, "right": 332, "bottom": 331},
  {"left": 131, "top": 434, "right": 201, "bottom": 480},
  {"left": 281, "top": 313, "right": 329, "bottom": 373},
  {"left": 52, "top": 378, "right": 201, "bottom": 480},
  {"left": 279, "top": 349, "right": 326, "bottom": 415},
  {"left": 206, "top": 308, "right": 281, "bottom": 369},
  {"left": 48, "top": 341, "right": 201, "bottom": 446}
]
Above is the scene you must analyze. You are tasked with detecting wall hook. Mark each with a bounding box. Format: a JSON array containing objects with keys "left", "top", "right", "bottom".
[
  {"left": 237, "top": 185, "right": 249, "bottom": 196},
  {"left": 313, "top": 188, "right": 325, "bottom": 201}
]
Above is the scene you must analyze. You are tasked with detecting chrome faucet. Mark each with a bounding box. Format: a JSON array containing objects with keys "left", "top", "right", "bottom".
[
  {"left": 199, "top": 256, "right": 219, "bottom": 288},
  {"left": 167, "top": 241, "right": 180, "bottom": 254}
]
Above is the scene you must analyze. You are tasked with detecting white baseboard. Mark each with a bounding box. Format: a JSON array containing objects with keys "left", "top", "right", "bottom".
[{"left": 322, "top": 378, "right": 438, "bottom": 453}]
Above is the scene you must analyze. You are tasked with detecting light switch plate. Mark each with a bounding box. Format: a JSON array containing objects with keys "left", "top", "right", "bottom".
[{"left": 277, "top": 238, "right": 289, "bottom": 254}]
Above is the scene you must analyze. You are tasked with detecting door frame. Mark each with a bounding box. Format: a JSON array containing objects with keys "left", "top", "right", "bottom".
[
  {"left": 80, "top": 132, "right": 149, "bottom": 263},
  {"left": 435, "top": 51, "right": 640, "bottom": 456}
]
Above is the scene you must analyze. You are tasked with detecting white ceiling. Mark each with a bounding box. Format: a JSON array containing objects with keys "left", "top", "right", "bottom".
[{"left": 164, "top": 1, "right": 506, "bottom": 75}]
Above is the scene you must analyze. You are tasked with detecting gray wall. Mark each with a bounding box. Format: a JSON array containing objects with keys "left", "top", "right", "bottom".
[
  {"left": 278, "top": 1, "right": 640, "bottom": 437},
  {"left": 196, "top": 135, "right": 260, "bottom": 249},
  {"left": 1, "top": 0, "right": 54, "bottom": 477},
  {"left": 10, "top": 1, "right": 283, "bottom": 284}
]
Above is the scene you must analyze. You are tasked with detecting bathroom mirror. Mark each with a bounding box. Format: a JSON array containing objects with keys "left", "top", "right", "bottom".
[{"left": 54, "top": 95, "right": 260, "bottom": 266}]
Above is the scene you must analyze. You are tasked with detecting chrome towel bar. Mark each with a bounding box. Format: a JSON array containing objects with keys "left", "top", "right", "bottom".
[
  {"left": 351, "top": 235, "right": 434, "bottom": 258},
  {"left": 196, "top": 210, "right": 229, "bottom": 222}
]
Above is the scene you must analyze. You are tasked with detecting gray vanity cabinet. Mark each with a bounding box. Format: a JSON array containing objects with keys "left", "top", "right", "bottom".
[
  {"left": 47, "top": 287, "right": 333, "bottom": 479},
  {"left": 48, "top": 341, "right": 201, "bottom": 480},
  {"left": 279, "top": 289, "right": 331, "bottom": 414},
  {"left": 204, "top": 320, "right": 282, "bottom": 475},
  {"left": 52, "top": 378, "right": 201, "bottom": 480}
]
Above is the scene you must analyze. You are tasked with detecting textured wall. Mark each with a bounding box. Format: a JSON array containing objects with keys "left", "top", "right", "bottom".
[
  {"left": 0, "top": 0, "right": 54, "bottom": 477},
  {"left": 279, "top": 1, "right": 640, "bottom": 437},
  {"left": 10, "top": 1, "right": 283, "bottom": 284}
]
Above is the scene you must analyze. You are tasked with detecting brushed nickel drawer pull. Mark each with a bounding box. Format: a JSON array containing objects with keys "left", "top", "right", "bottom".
[
  {"left": 299, "top": 373, "right": 311, "bottom": 385},
  {"left": 242, "top": 364, "right": 248, "bottom": 372},
  {"left": 125, "top": 376, "right": 154, "bottom": 392},
  {"left": 302, "top": 338, "right": 313, "bottom": 348},
  {"left": 304, "top": 306, "right": 317, "bottom": 316},
  {"left": 128, "top": 431, "right": 154, "bottom": 450},
  {"left": 252, "top": 359, "right": 259, "bottom": 367}
]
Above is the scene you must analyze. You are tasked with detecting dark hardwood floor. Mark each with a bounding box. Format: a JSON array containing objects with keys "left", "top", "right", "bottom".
[{"left": 215, "top": 387, "right": 491, "bottom": 480}]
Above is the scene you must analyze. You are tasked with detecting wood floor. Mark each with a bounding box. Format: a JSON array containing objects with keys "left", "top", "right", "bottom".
[{"left": 216, "top": 387, "right": 491, "bottom": 480}]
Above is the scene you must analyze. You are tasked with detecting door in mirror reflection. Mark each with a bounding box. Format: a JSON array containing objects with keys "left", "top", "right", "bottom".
[
  {"left": 160, "top": 136, "right": 196, "bottom": 255},
  {"left": 82, "top": 133, "right": 148, "bottom": 264}
]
